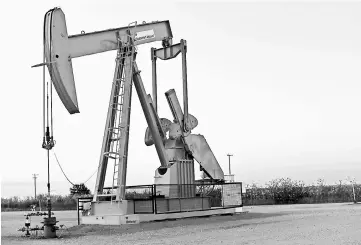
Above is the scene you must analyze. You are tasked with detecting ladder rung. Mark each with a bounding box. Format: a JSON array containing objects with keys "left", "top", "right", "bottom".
[
  {"left": 111, "top": 104, "right": 123, "bottom": 109},
  {"left": 104, "top": 152, "right": 120, "bottom": 159},
  {"left": 110, "top": 133, "right": 121, "bottom": 137},
  {"left": 106, "top": 155, "right": 118, "bottom": 160},
  {"left": 111, "top": 107, "right": 123, "bottom": 112},
  {"left": 110, "top": 137, "right": 121, "bottom": 141},
  {"left": 104, "top": 151, "right": 119, "bottom": 155},
  {"left": 113, "top": 83, "right": 124, "bottom": 88}
]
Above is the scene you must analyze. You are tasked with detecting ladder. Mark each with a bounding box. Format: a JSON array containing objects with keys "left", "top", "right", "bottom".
[{"left": 93, "top": 25, "right": 137, "bottom": 202}]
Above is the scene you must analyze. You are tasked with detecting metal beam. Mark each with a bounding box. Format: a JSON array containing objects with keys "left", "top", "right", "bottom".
[
  {"left": 181, "top": 40, "right": 189, "bottom": 132},
  {"left": 116, "top": 55, "right": 133, "bottom": 200},
  {"left": 165, "top": 89, "right": 224, "bottom": 180},
  {"left": 43, "top": 7, "right": 173, "bottom": 114},
  {"left": 93, "top": 50, "right": 125, "bottom": 201},
  {"left": 165, "top": 89, "right": 184, "bottom": 128},
  {"left": 151, "top": 40, "right": 189, "bottom": 132},
  {"left": 69, "top": 21, "right": 173, "bottom": 58},
  {"left": 132, "top": 63, "right": 169, "bottom": 168},
  {"left": 151, "top": 48, "right": 158, "bottom": 113},
  {"left": 153, "top": 42, "right": 182, "bottom": 60}
]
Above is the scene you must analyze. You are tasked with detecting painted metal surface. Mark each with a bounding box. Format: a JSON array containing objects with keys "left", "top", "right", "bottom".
[
  {"left": 93, "top": 32, "right": 136, "bottom": 201},
  {"left": 151, "top": 48, "right": 158, "bottom": 112},
  {"left": 93, "top": 49, "right": 126, "bottom": 200},
  {"left": 165, "top": 89, "right": 223, "bottom": 180},
  {"left": 180, "top": 40, "right": 190, "bottom": 132},
  {"left": 132, "top": 63, "right": 169, "bottom": 168},
  {"left": 93, "top": 51, "right": 124, "bottom": 200},
  {"left": 68, "top": 21, "right": 172, "bottom": 58},
  {"left": 183, "top": 134, "right": 224, "bottom": 180},
  {"left": 82, "top": 206, "right": 242, "bottom": 225},
  {"left": 165, "top": 89, "right": 184, "bottom": 127},
  {"left": 44, "top": 8, "right": 79, "bottom": 114},
  {"left": 116, "top": 54, "right": 135, "bottom": 200},
  {"left": 44, "top": 7, "right": 172, "bottom": 114},
  {"left": 153, "top": 42, "right": 182, "bottom": 60},
  {"left": 166, "top": 90, "right": 198, "bottom": 132},
  {"left": 144, "top": 118, "right": 171, "bottom": 146},
  {"left": 152, "top": 40, "right": 189, "bottom": 131}
]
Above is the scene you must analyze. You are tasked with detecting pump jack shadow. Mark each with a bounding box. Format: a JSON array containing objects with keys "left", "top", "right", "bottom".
[{"left": 65, "top": 212, "right": 286, "bottom": 237}]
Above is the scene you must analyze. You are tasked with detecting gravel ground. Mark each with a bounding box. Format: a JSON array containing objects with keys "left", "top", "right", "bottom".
[{"left": 2, "top": 203, "right": 361, "bottom": 245}]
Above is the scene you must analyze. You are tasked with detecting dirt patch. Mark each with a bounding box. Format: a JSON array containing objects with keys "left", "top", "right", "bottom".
[
  {"left": 67, "top": 211, "right": 284, "bottom": 237},
  {"left": 2, "top": 203, "right": 361, "bottom": 245}
]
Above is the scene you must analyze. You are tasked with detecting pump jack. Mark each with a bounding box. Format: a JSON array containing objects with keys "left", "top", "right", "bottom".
[{"left": 37, "top": 8, "right": 239, "bottom": 224}]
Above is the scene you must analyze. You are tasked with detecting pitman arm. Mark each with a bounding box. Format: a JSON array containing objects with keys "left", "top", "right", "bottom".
[{"left": 132, "top": 64, "right": 169, "bottom": 169}]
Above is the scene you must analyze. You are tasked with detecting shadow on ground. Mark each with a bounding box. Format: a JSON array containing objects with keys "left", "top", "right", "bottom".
[
  {"left": 2, "top": 212, "right": 286, "bottom": 241},
  {"left": 66, "top": 212, "right": 286, "bottom": 237}
]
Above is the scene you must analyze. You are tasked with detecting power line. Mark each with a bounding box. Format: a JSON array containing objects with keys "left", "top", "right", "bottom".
[
  {"left": 52, "top": 150, "right": 97, "bottom": 186},
  {"left": 84, "top": 170, "right": 97, "bottom": 184},
  {"left": 52, "top": 150, "right": 74, "bottom": 186}
]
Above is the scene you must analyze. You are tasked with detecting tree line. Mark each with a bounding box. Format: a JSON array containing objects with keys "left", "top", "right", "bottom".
[
  {"left": 1, "top": 183, "right": 91, "bottom": 212},
  {"left": 1, "top": 179, "right": 359, "bottom": 211},
  {"left": 1, "top": 193, "right": 79, "bottom": 212},
  {"left": 243, "top": 178, "right": 360, "bottom": 205}
]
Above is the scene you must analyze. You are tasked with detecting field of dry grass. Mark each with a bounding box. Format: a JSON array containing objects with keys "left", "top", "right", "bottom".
[{"left": 2, "top": 203, "right": 361, "bottom": 245}]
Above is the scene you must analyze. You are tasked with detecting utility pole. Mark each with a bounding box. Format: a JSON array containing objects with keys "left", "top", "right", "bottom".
[
  {"left": 352, "top": 181, "right": 356, "bottom": 203},
  {"left": 32, "top": 174, "right": 38, "bottom": 199},
  {"left": 227, "top": 154, "right": 233, "bottom": 175},
  {"left": 347, "top": 176, "right": 357, "bottom": 203}
]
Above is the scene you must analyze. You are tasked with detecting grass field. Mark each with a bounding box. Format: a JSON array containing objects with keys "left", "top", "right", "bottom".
[{"left": 2, "top": 203, "right": 361, "bottom": 245}]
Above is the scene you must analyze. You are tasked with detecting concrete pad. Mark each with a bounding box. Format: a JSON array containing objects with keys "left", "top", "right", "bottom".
[{"left": 81, "top": 207, "right": 243, "bottom": 225}]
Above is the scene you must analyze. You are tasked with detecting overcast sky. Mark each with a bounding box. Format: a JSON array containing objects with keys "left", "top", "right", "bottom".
[{"left": 1, "top": 1, "right": 360, "bottom": 198}]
